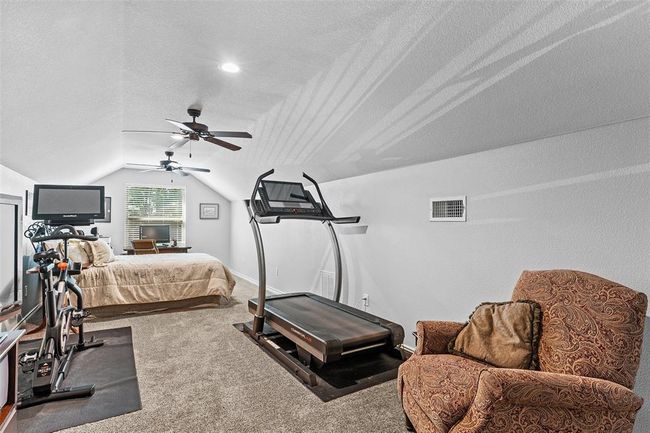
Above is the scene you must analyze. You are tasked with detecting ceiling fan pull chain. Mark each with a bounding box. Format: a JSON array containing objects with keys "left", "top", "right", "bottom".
[{"left": 189, "top": 141, "right": 192, "bottom": 158}]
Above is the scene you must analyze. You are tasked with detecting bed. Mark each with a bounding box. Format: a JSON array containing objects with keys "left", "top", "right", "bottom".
[{"left": 74, "top": 253, "right": 236, "bottom": 315}]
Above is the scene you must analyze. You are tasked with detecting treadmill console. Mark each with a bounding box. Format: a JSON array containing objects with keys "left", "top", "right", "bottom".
[{"left": 258, "top": 180, "right": 322, "bottom": 216}]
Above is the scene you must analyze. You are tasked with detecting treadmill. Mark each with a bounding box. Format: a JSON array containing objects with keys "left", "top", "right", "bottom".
[{"left": 243, "top": 169, "right": 404, "bottom": 387}]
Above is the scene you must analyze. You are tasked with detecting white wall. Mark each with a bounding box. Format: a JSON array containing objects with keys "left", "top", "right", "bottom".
[
  {"left": 0, "top": 163, "right": 34, "bottom": 200},
  {"left": 92, "top": 168, "right": 232, "bottom": 264},
  {"left": 0, "top": 164, "right": 37, "bottom": 314},
  {"left": 231, "top": 117, "right": 650, "bottom": 347},
  {"left": 0, "top": 163, "right": 35, "bottom": 252}
]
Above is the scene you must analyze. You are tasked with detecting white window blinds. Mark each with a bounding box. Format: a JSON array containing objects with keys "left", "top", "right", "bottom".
[{"left": 124, "top": 185, "right": 186, "bottom": 247}]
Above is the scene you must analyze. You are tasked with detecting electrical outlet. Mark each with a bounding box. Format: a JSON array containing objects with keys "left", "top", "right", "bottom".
[{"left": 361, "top": 293, "right": 369, "bottom": 307}]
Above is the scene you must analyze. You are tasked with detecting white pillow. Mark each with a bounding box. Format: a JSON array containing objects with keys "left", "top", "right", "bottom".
[
  {"left": 56, "top": 240, "right": 92, "bottom": 268},
  {"left": 87, "top": 240, "right": 115, "bottom": 267}
]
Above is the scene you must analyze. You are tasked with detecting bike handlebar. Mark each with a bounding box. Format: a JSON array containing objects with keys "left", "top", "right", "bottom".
[
  {"left": 31, "top": 224, "right": 98, "bottom": 243},
  {"left": 34, "top": 248, "right": 61, "bottom": 262}
]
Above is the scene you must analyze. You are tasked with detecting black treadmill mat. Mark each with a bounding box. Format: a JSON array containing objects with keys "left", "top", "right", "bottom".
[
  {"left": 18, "top": 327, "right": 142, "bottom": 433},
  {"left": 235, "top": 323, "right": 404, "bottom": 402},
  {"left": 259, "top": 294, "right": 390, "bottom": 346}
]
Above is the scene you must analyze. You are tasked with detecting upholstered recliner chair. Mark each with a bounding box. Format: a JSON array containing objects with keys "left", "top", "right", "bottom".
[{"left": 398, "top": 270, "right": 647, "bottom": 433}]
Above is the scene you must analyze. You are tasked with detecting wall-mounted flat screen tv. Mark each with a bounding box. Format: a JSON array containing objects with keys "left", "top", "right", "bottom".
[{"left": 32, "top": 185, "right": 104, "bottom": 225}]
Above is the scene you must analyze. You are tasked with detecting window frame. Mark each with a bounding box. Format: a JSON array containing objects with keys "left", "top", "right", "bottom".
[{"left": 124, "top": 183, "right": 187, "bottom": 247}]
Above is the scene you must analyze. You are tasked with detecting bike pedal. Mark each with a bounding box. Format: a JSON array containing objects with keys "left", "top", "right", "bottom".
[
  {"left": 71, "top": 310, "right": 91, "bottom": 326},
  {"left": 20, "top": 350, "right": 38, "bottom": 364},
  {"left": 20, "top": 353, "right": 38, "bottom": 373}
]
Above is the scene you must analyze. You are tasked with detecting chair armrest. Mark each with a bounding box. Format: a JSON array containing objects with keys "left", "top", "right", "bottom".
[
  {"left": 452, "top": 369, "right": 643, "bottom": 433},
  {"left": 415, "top": 320, "right": 464, "bottom": 355}
]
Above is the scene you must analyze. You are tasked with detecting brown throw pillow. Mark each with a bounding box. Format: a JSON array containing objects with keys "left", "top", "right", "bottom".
[{"left": 448, "top": 301, "right": 542, "bottom": 370}]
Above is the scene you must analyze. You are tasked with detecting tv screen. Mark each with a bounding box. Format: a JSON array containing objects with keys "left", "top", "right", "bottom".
[
  {"left": 32, "top": 185, "right": 104, "bottom": 223},
  {"left": 262, "top": 181, "right": 310, "bottom": 202},
  {"left": 139, "top": 225, "right": 171, "bottom": 243},
  {"left": 0, "top": 194, "right": 23, "bottom": 314}
]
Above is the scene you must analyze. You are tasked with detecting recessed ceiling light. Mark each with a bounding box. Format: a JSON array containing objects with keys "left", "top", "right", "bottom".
[{"left": 220, "top": 62, "right": 240, "bottom": 73}]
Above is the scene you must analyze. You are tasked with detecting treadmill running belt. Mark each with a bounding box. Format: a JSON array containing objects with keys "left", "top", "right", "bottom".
[{"left": 265, "top": 294, "right": 390, "bottom": 348}]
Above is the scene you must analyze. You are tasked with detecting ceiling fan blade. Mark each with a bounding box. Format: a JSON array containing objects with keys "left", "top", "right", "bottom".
[
  {"left": 126, "top": 163, "right": 162, "bottom": 168},
  {"left": 165, "top": 119, "right": 195, "bottom": 132},
  {"left": 122, "top": 130, "right": 178, "bottom": 134},
  {"left": 140, "top": 169, "right": 162, "bottom": 173},
  {"left": 203, "top": 136, "right": 241, "bottom": 151},
  {"left": 180, "top": 166, "right": 211, "bottom": 173},
  {"left": 208, "top": 131, "right": 252, "bottom": 139},
  {"left": 176, "top": 169, "right": 190, "bottom": 177},
  {"left": 168, "top": 138, "right": 190, "bottom": 150}
]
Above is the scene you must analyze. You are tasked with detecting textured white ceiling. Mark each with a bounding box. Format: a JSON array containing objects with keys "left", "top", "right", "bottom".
[{"left": 1, "top": 1, "right": 649, "bottom": 199}]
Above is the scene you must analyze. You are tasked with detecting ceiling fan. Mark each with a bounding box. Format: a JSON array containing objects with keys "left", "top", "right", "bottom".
[
  {"left": 125, "top": 151, "right": 210, "bottom": 176},
  {"left": 122, "top": 107, "right": 251, "bottom": 151}
]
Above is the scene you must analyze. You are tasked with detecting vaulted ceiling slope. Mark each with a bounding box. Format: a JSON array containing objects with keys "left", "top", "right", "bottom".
[{"left": 2, "top": 1, "right": 649, "bottom": 200}]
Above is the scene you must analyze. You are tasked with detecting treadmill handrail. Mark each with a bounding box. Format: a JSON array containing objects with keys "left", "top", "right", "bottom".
[
  {"left": 250, "top": 168, "right": 275, "bottom": 217},
  {"left": 331, "top": 216, "right": 361, "bottom": 224},
  {"left": 252, "top": 212, "right": 360, "bottom": 224},
  {"left": 302, "top": 172, "right": 333, "bottom": 218}
]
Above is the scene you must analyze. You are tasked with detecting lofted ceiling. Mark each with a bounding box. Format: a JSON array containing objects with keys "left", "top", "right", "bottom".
[{"left": 1, "top": 1, "right": 649, "bottom": 200}]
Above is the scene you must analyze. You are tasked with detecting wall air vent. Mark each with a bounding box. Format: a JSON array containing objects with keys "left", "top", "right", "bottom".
[
  {"left": 429, "top": 196, "right": 466, "bottom": 222},
  {"left": 319, "top": 270, "right": 335, "bottom": 299}
]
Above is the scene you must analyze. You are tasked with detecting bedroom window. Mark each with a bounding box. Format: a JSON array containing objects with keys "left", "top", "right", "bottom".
[{"left": 124, "top": 185, "right": 186, "bottom": 248}]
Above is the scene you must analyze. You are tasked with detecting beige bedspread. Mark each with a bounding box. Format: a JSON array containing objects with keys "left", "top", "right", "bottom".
[{"left": 74, "top": 253, "right": 236, "bottom": 309}]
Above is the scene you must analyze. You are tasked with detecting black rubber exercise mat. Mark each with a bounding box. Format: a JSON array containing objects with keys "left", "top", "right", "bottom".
[{"left": 17, "top": 327, "right": 141, "bottom": 433}]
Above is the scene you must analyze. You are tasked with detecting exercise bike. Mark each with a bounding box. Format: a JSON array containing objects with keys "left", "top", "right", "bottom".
[{"left": 18, "top": 223, "right": 104, "bottom": 409}]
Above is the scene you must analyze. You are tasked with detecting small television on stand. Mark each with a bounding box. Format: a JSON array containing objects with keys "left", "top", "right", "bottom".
[
  {"left": 139, "top": 225, "right": 171, "bottom": 246},
  {"left": 32, "top": 184, "right": 105, "bottom": 226}
]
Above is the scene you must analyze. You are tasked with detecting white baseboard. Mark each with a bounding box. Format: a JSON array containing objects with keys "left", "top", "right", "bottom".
[{"left": 230, "top": 270, "right": 284, "bottom": 296}]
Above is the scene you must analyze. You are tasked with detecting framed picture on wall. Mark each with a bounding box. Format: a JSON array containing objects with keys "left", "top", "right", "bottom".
[
  {"left": 199, "top": 203, "right": 219, "bottom": 220},
  {"left": 96, "top": 196, "right": 112, "bottom": 223}
]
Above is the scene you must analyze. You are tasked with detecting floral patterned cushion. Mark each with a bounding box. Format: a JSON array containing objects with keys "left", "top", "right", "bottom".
[
  {"left": 512, "top": 270, "right": 647, "bottom": 388},
  {"left": 399, "top": 354, "right": 487, "bottom": 432}
]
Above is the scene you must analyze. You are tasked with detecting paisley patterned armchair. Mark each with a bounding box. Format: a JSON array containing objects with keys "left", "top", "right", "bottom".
[{"left": 398, "top": 270, "right": 647, "bottom": 433}]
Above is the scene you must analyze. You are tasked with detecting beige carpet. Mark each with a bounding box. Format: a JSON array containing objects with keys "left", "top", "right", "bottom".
[{"left": 62, "top": 276, "right": 406, "bottom": 433}]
